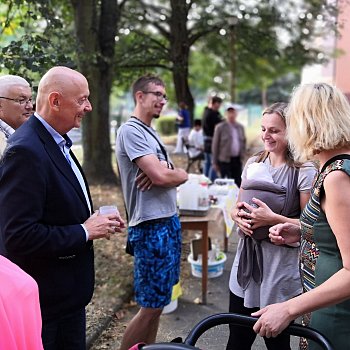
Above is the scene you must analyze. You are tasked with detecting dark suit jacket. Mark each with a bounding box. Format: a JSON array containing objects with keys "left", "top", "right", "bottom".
[{"left": 0, "top": 116, "right": 94, "bottom": 321}]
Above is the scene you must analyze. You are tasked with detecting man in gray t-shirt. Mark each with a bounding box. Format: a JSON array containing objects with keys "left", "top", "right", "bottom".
[{"left": 115, "top": 75, "right": 188, "bottom": 350}]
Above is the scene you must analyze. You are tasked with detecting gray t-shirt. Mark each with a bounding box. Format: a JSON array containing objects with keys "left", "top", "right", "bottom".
[
  {"left": 229, "top": 155, "right": 317, "bottom": 308},
  {"left": 116, "top": 119, "right": 177, "bottom": 227}
]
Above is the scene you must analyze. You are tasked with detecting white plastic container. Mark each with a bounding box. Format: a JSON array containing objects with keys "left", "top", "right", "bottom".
[
  {"left": 178, "top": 179, "right": 199, "bottom": 211},
  {"left": 178, "top": 179, "right": 209, "bottom": 215},
  {"left": 162, "top": 282, "right": 182, "bottom": 314},
  {"left": 162, "top": 298, "right": 178, "bottom": 314},
  {"left": 187, "top": 252, "right": 227, "bottom": 278}
]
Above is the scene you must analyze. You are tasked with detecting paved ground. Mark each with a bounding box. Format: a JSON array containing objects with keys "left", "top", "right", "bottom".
[
  {"left": 154, "top": 234, "right": 299, "bottom": 350},
  {"left": 95, "top": 229, "right": 300, "bottom": 350},
  {"left": 90, "top": 142, "right": 302, "bottom": 349}
]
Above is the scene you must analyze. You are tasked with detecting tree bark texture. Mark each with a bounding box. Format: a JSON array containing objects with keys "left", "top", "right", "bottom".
[
  {"left": 229, "top": 25, "right": 237, "bottom": 103},
  {"left": 169, "top": 0, "right": 195, "bottom": 121},
  {"left": 70, "top": 0, "right": 118, "bottom": 184}
]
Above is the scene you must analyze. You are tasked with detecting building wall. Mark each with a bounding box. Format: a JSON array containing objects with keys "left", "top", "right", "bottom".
[
  {"left": 302, "top": 1, "right": 350, "bottom": 99},
  {"left": 335, "top": 1, "right": 350, "bottom": 98}
]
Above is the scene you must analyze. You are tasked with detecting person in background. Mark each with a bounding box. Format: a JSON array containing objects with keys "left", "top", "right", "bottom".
[
  {"left": 0, "top": 132, "right": 43, "bottom": 350},
  {"left": 174, "top": 101, "right": 191, "bottom": 153},
  {"left": 252, "top": 83, "right": 350, "bottom": 350},
  {"left": 0, "top": 66, "right": 125, "bottom": 350},
  {"left": 116, "top": 75, "right": 188, "bottom": 350},
  {"left": 202, "top": 95, "right": 222, "bottom": 181},
  {"left": 0, "top": 256, "right": 44, "bottom": 350},
  {"left": 188, "top": 119, "right": 204, "bottom": 159},
  {"left": 212, "top": 106, "right": 246, "bottom": 186},
  {"left": 0, "top": 75, "right": 34, "bottom": 138},
  {"left": 227, "top": 102, "right": 316, "bottom": 350}
]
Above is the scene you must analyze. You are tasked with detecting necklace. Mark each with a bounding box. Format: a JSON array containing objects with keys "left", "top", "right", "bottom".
[{"left": 131, "top": 116, "right": 151, "bottom": 127}]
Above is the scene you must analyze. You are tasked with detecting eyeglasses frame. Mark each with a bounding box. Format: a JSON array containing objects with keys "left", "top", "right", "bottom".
[
  {"left": 0, "top": 96, "right": 33, "bottom": 106},
  {"left": 141, "top": 91, "right": 168, "bottom": 102}
]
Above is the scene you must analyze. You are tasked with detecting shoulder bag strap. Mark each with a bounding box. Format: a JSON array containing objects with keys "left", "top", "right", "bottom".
[{"left": 129, "top": 119, "right": 169, "bottom": 164}]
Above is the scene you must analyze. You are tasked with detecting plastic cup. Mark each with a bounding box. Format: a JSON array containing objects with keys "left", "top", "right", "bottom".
[{"left": 99, "top": 205, "right": 119, "bottom": 215}]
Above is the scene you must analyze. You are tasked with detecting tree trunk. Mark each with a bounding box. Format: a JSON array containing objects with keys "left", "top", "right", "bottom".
[
  {"left": 70, "top": 0, "right": 118, "bottom": 184},
  {"left": 261, "top": 86, "right": 268, "bottom": 108},
  {"left": 229, "top": 25, "right": 237, "bottom": 103},
  {"left": 172, "top": 59, "right": 195, "bottom": 122},
  {"left": 169, "top": 0, "right": 195, "bottom": 122}
]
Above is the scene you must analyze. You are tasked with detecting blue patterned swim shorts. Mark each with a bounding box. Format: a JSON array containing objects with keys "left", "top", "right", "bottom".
[{"left": 128, "top": 215, "right": 182, "bottom": 308}]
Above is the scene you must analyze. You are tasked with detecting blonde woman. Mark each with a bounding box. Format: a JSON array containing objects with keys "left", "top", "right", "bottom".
[{"left": 253, "top": 83, "right": 350, "bottom": 350}]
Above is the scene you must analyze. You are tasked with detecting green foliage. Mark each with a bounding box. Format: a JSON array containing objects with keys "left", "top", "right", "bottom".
[
  {"left": 239, "top": 73, "right": 300, "bottom": 104},
  {"left": 113, "top": 31, "right": 171, "bottom": 90},
  {"left": 155, "top": 115, "right": 177, "bottom": 136},
  {"left": 191, "top": 0, "right": 338, "bottom": 103},
  {"left": 0, "top": 1, "right": 75, "bottom": 85},
  {"left": 189, "top": 49, "right": 224, "bottom": 96},
  {"left": 0, "top": 0, "right": 340, "bottom": 183},
  {"left": 0, "top": 0, "right": 340, "bottom": 108}
]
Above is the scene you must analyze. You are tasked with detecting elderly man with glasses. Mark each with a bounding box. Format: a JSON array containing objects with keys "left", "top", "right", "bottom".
[{"left": 0, "top": 75, "right": 34, "bottom": 139}]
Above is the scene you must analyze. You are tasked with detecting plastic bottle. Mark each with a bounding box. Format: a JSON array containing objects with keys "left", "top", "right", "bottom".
[
  {"left": 212, "top": 239, "right": 221, "bottom": 260},
  {"left": 197, "top": 182, "right": 209, "bottom": 211}
]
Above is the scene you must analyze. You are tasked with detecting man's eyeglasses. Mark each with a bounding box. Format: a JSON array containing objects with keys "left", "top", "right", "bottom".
[
  {"left": 142, "top": 91, "right": 168, "bottom": 102},
  {"left": 0, "top": 96, "right": 33, "bottom": 106}
]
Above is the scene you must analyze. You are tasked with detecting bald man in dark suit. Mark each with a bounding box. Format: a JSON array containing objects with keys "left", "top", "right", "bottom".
[{"left": 0, "top": 66, "right": 125, "bottom": 350}]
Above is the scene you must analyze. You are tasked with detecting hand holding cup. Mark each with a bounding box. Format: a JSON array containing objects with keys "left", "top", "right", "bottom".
[
  {"left": 99, "top": 205, "right": 119, "bottom": 216},
  {"left": 99, "top": 205, "right": 126, "bottom": 235}
]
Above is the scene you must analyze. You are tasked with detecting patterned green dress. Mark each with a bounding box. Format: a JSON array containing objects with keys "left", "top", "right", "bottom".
[{"left": 300, "top": 158, "right": 350, "bottom": 350}]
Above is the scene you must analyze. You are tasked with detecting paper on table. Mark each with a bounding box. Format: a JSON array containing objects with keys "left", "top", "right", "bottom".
[{"left": 212, "top": 185, "right": 239, "bottom": 237}]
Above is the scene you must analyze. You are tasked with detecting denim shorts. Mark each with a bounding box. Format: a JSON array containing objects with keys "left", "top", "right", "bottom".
[{"left": 128, "top": 215, "right": 182, "bottom": 308}]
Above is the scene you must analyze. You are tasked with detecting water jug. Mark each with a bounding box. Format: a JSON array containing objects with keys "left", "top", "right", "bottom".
[{"left": 178, "top": 179, "right": 199, "bottom": 210}]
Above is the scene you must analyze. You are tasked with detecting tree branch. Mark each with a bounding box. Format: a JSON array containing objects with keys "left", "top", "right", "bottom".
[
  {"left": 137, "top": 0, "right": 171, "bottom": 40},
  {"left": 188, "top": 25, "right": 220, "bottom": 46},
  {"left": 132, "top": 29, "right": 170, "bottom": 53},
  {"left": 186, "top": 0, "right": 195, "bottom": 11},
  {"left": 0, "top": 2, "right": 15, "bottom": 36},
  {"left": 142, "top": 18, "right": 170, "bottom": 40},
  {"left": 138, "top": 0, "right": 170, "bottom": 17},
  {"left": 118, "top": 0, "right": 129, "bottom": 10},
  {"left": 118, "top": 62, "right": 171, "bottom": 70}
]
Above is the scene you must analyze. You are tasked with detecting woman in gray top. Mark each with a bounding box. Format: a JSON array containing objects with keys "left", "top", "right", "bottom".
[{"left": 226, "top": 102, "right": 316, "bottom": 350}]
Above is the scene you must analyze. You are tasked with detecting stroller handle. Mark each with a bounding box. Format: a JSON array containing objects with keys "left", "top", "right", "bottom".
[
  {"left": 184, "top": 313, "right": 334, "bottom": 350},
  {"left": 142, "top": 344, "right": 199, "bottom": 350}
]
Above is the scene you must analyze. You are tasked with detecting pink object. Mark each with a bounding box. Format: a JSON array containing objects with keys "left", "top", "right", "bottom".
[
  {"left": 129, "top": 343, "right": 146, "bottom": 350},
  {"left": 0, "top": 255, "right": 43, "bottom": 349}
]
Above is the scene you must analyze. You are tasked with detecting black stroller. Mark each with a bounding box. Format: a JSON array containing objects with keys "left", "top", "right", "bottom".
[{"left": 141, "top": 313, "right": 334, "bottom": 350}]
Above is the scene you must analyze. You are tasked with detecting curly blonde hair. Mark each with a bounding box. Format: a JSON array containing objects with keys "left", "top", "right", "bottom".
[{"left": 287, "top": 83, "right": 350, "bottom": 162}]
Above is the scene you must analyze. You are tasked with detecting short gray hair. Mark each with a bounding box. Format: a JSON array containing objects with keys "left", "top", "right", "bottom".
[{"left": 0, "top": 75, "right": 30, "bottom": 96}]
